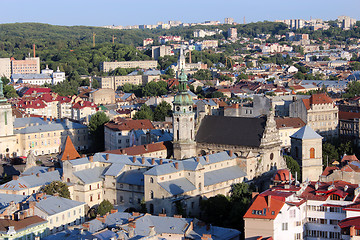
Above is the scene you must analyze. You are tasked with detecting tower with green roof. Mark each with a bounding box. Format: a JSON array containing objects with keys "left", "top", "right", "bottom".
[{"left": 172, "top": 69, "right": 196, "bottom": 160}]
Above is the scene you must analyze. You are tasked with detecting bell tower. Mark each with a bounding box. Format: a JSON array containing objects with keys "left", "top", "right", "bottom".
[{"left": 173, "top": 69, "right": 196, "bottom": 160}]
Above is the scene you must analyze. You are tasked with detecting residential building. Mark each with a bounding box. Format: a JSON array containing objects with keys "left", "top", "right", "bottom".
[
  {"left": 99, "top": 60, "right": 157, "bottom": 72},
  {"left": 289, "top": 93, "right": 338, "bottom": 138},
  {"left": 143, "top": 38, "right": 153, "bottom": 46},
  {"left": 339, "top": 111, "right": 360, "bottom": 147},
  {"left": 338, "top": 16, "right": 357, "bottom": 30},
  {"left": 245, "top": 179, "right": 360, "bottom": 240},
  {"left": 71, "top": 100, "right": 98, "bottom": 122},
  {"left": 11, "top": 57, "right": 40, "bottom": 74},
  {"left": 228, "top": 28, "right": 237, "bottom": 39},
  {"left": 95, "top": 75, "right": 143, "bottom": 90},
  {"left": 0, "top": 58, "right": 11, "bottom": 79},
  {"left": 275, "top": 117, "right": 306, "bottom": 148},
  {"left": 34, "top": 195, "right": 86, "bottom": 234},
  {"left": 104, "top": 118, "right": 155, "bottom": 150},
  {"left": 225, "top": 17, "right": 234, "bottom": 24},
  {"left": 0, "top": 216, "right": 47, "bottom": 239},
  {"left": 88, "top": 88, "right": 116, "bottom": 105},
  {"left": 152, "top": 45, "right": 173, "bottom": 60},
  {"left": 105, "top": 141, "right": 170, "bottom": 159}
]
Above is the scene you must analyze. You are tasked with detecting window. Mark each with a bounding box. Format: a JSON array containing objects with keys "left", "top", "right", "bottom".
[
  {"left": 90, "top": 195, "right": 93, "bottom": 202},
  {"left": 282, "top": 223, "right": 288, "bottom": 231},
  {"left": 295, "top": 233, "right": 301, "bottom": 240},
  {"left": 330, "top": 194, "right": 340, "bottom": 200},
  {"left": 150, "top": 191, "right": 154, "bottom": 199},
  {"left": 150, "top": 177, "right": 154, "bottom": 183},
  {"left": 290, "top": 209, "right": 296, "bottom": 218},
  {"left": 310, "top": 148, "right": 315, "bottom": 158}
]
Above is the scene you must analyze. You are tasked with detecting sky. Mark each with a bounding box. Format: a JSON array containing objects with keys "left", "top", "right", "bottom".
[{"left": 0, "top": 0, "right": 359, "bottom": 27}]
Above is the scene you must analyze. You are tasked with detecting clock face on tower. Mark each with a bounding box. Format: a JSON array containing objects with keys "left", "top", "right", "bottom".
[{"left": 176, "top": 106, "right": 180, "bottom": 112}]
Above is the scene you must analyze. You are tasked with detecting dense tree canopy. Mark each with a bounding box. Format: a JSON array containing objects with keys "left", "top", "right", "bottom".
[
  {"left": 89, "top": 112, "right": 110, "bottom": 152},
  {"left": 42, "top": 181, "right": 70, "bottom": 199},
  {"left": 97, "top": 199, "right": 114, "bottom": 216}
]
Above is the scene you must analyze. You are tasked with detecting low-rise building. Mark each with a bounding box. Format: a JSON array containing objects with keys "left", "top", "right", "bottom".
[
  {"left": 275, "top": 117, "right": 306, "bottom": 148},
  {"left": 99, "top": 60, "right": 157, "bottom": 72},
  {"left": 0, "top": 216, "right": 47, "bottom": 239}
]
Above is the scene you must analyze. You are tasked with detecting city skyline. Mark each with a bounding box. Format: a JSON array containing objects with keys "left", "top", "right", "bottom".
[{"left": 0, "top": 0, "right": 359, "bottom": 27}]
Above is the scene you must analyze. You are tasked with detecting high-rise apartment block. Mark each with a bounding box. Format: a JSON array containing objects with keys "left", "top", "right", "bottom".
[
  {"left": 228, "top": 27, "right": 238, "bottom": 40},
  {"left": 224, "top": 17, "right": 234, "bottom": 24},
  {"left": 0, "top": 57, "right": 40, "bottom": 79}
]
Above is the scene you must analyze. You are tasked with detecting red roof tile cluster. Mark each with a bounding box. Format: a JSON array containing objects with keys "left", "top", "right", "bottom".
[
  {"left": 275, "top": 117, "right": 306, "bottom": 129},
  {"left": 321, "top": 166, "right": 339, "bottom": 176},
  {"left": 104, "top": 142, "right": 168, "bottom": 156},
  {"left": 22, "top": 87, "right": 51, "bottom": 96},
  {"left": 339, "top": 111, "right": 360, "bottom": 120},
  {"left": 341, "top": 154, "right": 359, "bottom": 163},
  {"left": 338, "top": 216, "right": 360, "bottom": 230},
  {"left": 300, "top": 180, "right": 357, "bottom": 201},
  {"left": 302, "top": 93, "right": 334, "bottom": 110},
  {"left": 105, "top": 118, "right": 154, "bottom": 131},
  {"left": 72, "top": 100, "right": 97, "bottom": 109},
  {"left": 273, "top": 169, "right": 294, "bottom": 182}
]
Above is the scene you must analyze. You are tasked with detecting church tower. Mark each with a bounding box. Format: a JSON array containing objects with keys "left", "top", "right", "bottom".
[
  {"left": 173, "top": 69, "right": 196, "bottom": 160},
  {"left": 0, "top": 79, "right": 16, "bottom": 158},
  {"left": 176, "top": 46, "right": 186, "bottom": 77},
  {"left": 290, "top": 125, "right": 323, "bottom": 182}
]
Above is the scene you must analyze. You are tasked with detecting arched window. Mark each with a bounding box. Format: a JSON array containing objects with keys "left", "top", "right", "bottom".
[
  {"left": 150, "top": 177, "right": 154, "bottom": 183},
  {"left": 310, "top": 148, "right": 315, "bottom": 159},
  {"left": 67, "top": 178, "right": 70, "bottom": 183},
  {"left": 150, "top": 191, "right": 154, "bottom": 199}
]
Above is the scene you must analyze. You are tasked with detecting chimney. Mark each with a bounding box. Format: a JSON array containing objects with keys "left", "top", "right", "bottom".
[
  {"left": 160, "top": 159, "right": 163, "bottom": 165},
  {"left": 81, "top": 154, "right": 86, "bottom": 158},
  {"left": 33, "top": 44, "right": 36, "bottom": 57},
  {"left": 89, "top": 156, "right": 93, "bottom": 162},
  {"left": 106, "top": 154, "right": 109, "bottom": 160},
  {"left": 159, "top": 213, "right": 166, "bottom": 217},
  {"left": 144, "top": 144, "right": 148, "bottom": 151},
  {"left": 47, "top": 167, "right": 54, "bottom": 172},
  {"left": 132, "top": 212, "right": 140, "bottom": 217},
  {"left": 196, "top": 157, "right": 200, "bottom": 162},
  {"left": 132, "top": 156, "right": 136, "bottom": 163},
  {"left": 229, "top": 150, "right": 233, "bottom": 157},
  {"left": 151, "top": 158, "right": 155, "bottom": 165},
  {"left": 50, "top": 116, "right": 53, "bottom": 121},
  {"left": 43, "top": 116, "right": 47, "bottom": 121},
  {"left": 67, "top": 155, "right": 70, "bottom": 160},
  {"left": 36, "top": 173, "right": 40, "bottom": 177},
  {"left": 141, "top": 156, "right": 145, "bottom": 164},
  {"left": 174, "top": 214, "right": 182, "bottom": 218},
  {"left": 169, "top": 160, "right": 173, "bottom": 163},
  {"left": 111, "top": 209, "right": 118, "bottom": 214},
  {"left": 175, "top": 162, "right": 179, "bottom": 169},
  {"left": 12, "top": 175, "right": 19, "bottom": 180},
  {"left": 205, "top": 155, "right": 209, "bottom": 163}
]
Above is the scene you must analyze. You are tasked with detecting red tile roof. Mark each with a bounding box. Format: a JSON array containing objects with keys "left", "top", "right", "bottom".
[
  {"left": 321, "top": 166, "right": 339, "bottom": 176},
  {"left": 310, "top": 93, "right": 333, "bottom": 105},
  {"left": 104, "top": 142, "right": 168, "bottom": 156},
  {"left": 275, "top": 117, "right": 306, "bottom": 129},
  {"left": 22, "top": 88, "right": 51, "bottom": 96},
  {"left": 300, "top": 181, "right": 357, "bottom": 201},
  {"left": 105, "top": 118, "right": 154, "bottom": 131},
  {"left": 339, "top": 111, "right": 360, "bottom": 120},
  {"left": 0, "top": 216, "right": 46, "bottom": 232},
  {"left": 16, "top": 100, "right": 47, "bottom": 109},
  {"left": 341, "top": 154, "right": 359, "bottom": 163},
  {"left": 273, "top": 169, "right": 294, "bottom": 182},
  {"left": 338, "top": 216, "right": 360, "bottom": 230},
  {"left": 59, "top": 136, "right": 81, "bottom": 161},
  {"left": 72, "top": 101, "right": 97, "bottom": 109}
]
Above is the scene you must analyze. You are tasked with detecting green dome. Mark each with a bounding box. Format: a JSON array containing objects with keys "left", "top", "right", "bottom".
[{"left": 174, "top": 92, "right": 193, "bottom": 106}]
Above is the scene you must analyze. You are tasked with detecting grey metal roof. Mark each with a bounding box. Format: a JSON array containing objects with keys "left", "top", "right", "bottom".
[
  {"left": 14, "top": 120, "right": 87, "bottom": 134},
  {"left": 133, "top": 215, "right": 191, "bottom": 236},
  {"left": 93, "top": 153, "right": 170, "bottom": 167},
  {"left": 73, "top": 167, "right": 105, "bottom": 184},
  {"left": 12, "top": 73, "right": 51, "bottom": 80},
  {"left": 14, "top": 117, "right": 47, "bottom": 129},
  {"left": 158, "top": 178, "right": 196, "bottom": 195},
  {"left": 36, "top": 195, "right": 85, "bottom": 216},
  {"left": 204, "top": 166, "right": 246, "bottom": 186},
  {"left": 104, "top": 163, "right": 125, "bottom": 177},
  {"left": 0, "top": 193, "right": 29, "bottom": 209},
  {"left": 69, "top": 157, "right": 90, "bottom": 166},
  {"left": 117, "top": 170, "right": 144, "bottom": 186},
  {"left": 144, "top": 151, "right": 235, "bottom": 176},
  {"left": 104, "top": 212, "right": 132, "bottom": 227},
  {"left": 0, "top": 170, "right": 61, "bottom": 191},
  {"left": 290, "top": 125, "right": 323, "bottom": 140},
  {"left": 21, "top": 166, "right": 49, "bottom": 176}
]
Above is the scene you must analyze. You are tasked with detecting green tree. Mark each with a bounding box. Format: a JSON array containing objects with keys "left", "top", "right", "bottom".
[
  {"left": 192, "top": 69, "right": 212, "bottom": 80},
  {"left": 200, "top": 195, "right": 231, "bottom": 227},
  {"left": 3, "top": 85, "right": 18, "bottom": 98},
  {"left": 284, "top": 155, "right": 301, "bottom": 180},
  {"left": 154, "top": 101, "right": 172, "bottom": 121},
  {"left": 42, "top": 181, "right": 70, "bottom": 199},
  {"left": 343, "top": 81, "right": 360, "bottom": 98},
  {"left": 322, "top": 142, "right": 339, "bottom": 166},
  {"left": 97, "top": 199, "right": 113, "bottom": 216},
  {"left": 134, "top": 104, "right": 154, "bottom": 120},
  {"left": 89, "top": 112, "right": 110, "bottom": 152},
  {"left": 1, "top": 76, "right": 9, "bottom": 85},
  {"left": 195, "top": 86, "right": 203, "bottom": 94}
]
